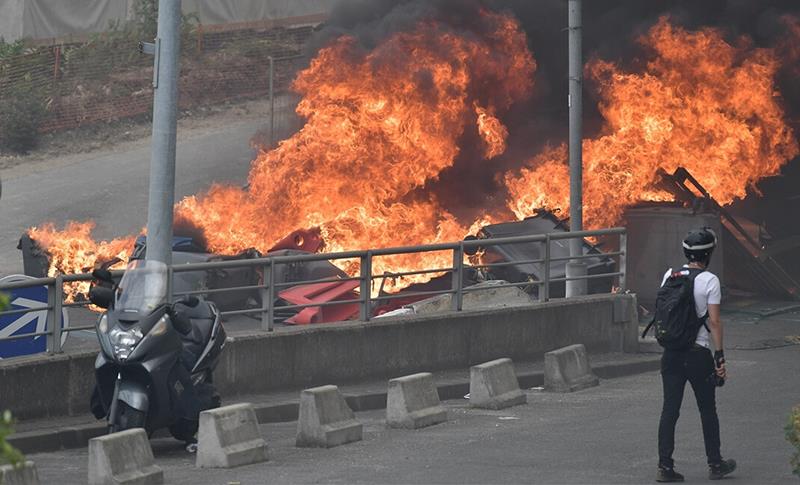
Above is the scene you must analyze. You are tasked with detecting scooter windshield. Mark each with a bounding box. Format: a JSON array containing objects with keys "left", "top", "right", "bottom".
[{"left": 115, "top": 260, "right": 168, "bottom": 314}]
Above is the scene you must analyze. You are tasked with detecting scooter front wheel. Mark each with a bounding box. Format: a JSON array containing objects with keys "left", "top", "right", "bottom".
[{"left": 109, "top": 401, "right": 147, "bottom": 433}]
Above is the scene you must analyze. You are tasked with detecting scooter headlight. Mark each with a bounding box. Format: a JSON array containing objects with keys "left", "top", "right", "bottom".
[
  {"left": 109, "top": 326, "right": 144, "bottom": 361},
  {"left": 98, "top": 315, "right": 108, "bottom": 333}
]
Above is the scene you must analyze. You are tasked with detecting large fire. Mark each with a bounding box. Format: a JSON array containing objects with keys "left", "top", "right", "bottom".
[
  {"left": 506, "top": 18, "right": 799, "bottom": 227},
  {"left": 30, "top": 10, "right": 535, "bottom": 296},
  {"left": 27, "top": 13, "right": 799, "bottom": 302}
]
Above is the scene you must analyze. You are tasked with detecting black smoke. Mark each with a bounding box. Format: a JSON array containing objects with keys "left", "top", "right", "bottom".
[{"left": 308, "top": 0, "right": 800, "bottom": 230}]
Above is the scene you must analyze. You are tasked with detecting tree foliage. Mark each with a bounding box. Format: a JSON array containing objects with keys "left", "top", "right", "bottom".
[
  {"left": 788, "top": 405, "right": 800, "bottom": 477},
  {"left": 0, "top": 410, "right": 23, "bottom": 469}
]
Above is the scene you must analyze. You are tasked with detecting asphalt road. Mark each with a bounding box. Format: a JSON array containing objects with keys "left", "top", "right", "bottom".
[
  {"left": 0, "top": 117, "right": 265, "bottom": 277},
  {"left": 24, "top": 309, "right": 800, "bottom": 484}
]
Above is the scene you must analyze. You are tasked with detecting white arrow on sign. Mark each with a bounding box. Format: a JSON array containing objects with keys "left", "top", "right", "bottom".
[{"left": 0, "top": 297, "right": 49, "bottom": 340}]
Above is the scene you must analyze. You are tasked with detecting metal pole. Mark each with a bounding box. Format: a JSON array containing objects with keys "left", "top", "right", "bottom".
[
  {"left": 543, "top": 235, "right": 551, "bottom": 302},
  {"left": 360, "top": 252, "right": 372, "bottom": 321},
  {"left": 166, "top": 266, "right": 174, "bottom": 304},
  {"left": 267, "top": 259, "right": 275, "bottom": 331},
  {"left": 538, "top": 239, "right": 549, "bottom": 302},
  {"left": 451, "top": 244, "right": 464, "bottom": 311},
  {"left": 619, "top": 232, "right": 627, "bottom": 291},
  {"left": 145, "top": 0, "right": 181, "bottom": 265},
  {"left": 47, "top": 275, "right": 63, "bottom": 354},
  {"left": 268, "top": 56, "right": 275, "bottom": 148},
  {"left": 260, "top": 263, "right": 271, "bottom": 331},
  {"left": 566, "top": 0, "right": 587, "bottom": 297}
]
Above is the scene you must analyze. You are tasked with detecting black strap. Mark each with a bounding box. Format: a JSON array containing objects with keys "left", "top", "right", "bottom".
[
  {"left": 687, "top": 268, "right": 711, "bottom": 335},
  {"left": 641, "top": 316, "right": 655, "bottom": 338}
]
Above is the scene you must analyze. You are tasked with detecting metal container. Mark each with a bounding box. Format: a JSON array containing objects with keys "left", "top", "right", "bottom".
[{"left": 624, "top": 205, "right": 723, "bottom": 309}]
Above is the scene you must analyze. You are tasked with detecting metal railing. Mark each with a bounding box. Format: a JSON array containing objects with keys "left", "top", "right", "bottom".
[{"left": 0, "top": 227, "right": 626, "bottom": 355}]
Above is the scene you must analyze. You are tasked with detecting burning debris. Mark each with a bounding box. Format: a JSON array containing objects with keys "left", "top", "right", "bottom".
[
  {"left": 20, "top": 2, "right": 800, "bottom": 311},
  {"left": 469, "top": 212, "right": 615, "bottom": 299},
  {"left": 505, "top": 18, "right": 799, "bottom": 229}
]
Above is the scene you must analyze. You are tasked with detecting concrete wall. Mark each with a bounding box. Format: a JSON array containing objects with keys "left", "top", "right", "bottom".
[{"left": 0, "top": 293, "right": 638, "bottom": 421}]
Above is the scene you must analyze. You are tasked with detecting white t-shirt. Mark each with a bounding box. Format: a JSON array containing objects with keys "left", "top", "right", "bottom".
[{"left": 660, "top": 266, "right": 721, "bottom": 348}]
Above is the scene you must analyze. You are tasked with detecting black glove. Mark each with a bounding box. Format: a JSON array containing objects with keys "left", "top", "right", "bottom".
[
  {"left": 713, "top": 350, "right": 726, "bottom": 387},
  {"left": 714, "top": 350, "right": 725, "bottom": 367}
]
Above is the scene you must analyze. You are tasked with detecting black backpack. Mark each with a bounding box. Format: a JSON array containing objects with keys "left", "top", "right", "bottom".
[{"left": 642, "top": 267, "right": 709, "bottom": 350}]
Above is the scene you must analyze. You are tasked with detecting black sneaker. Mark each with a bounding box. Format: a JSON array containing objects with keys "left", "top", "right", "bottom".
[
  {"left": 656, "top": 466, "right": 685, "bottom": 482},
  {"left": 709, "top": 459, "right": 736, "bottom": 480}
]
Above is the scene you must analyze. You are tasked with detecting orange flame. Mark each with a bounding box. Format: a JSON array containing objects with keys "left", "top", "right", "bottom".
[
  {"left": 25, "top": 16, "right": 800, "bottom": 304},
  {"left": 27, "top": 222, "right": 135, "bottom": 301},
  {"left": 505, "top": 18, "right": 799, "bottom": 228},
  {"left": 176, "top": 12, "right": 534, "bottom": 290},
  {"left": 32, "top": 10, "right": 535, "bottom": 295},
  {"left": 475, "top": 104, "right": 509, "bottom": 159}
]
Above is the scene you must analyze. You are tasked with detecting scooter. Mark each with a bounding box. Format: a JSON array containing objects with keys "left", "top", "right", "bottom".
[{"left": 88, "top": 259, "right": 226, "bottom": 444}]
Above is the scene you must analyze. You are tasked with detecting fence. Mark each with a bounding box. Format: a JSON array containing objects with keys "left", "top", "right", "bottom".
[
  {"left": 0, "top": 20, "right": 314, "bottom": 136},
  {"left": 0, "top": 227, "right": 627, "bottom": 356}
]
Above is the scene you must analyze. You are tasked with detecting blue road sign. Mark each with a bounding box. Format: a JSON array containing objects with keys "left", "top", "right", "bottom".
[{"left": 0, "top": 275, "right": 69, "bottom": 358}]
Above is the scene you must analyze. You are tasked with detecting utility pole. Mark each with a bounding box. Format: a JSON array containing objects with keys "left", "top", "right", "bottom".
[
  {"left": 145, "top": 0, "right": 181, "bottom": 265},
  {"left": 566, "top": 0, "right": 587, "bottom": 297}
]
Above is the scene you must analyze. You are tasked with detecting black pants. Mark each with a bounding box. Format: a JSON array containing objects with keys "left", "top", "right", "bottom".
[{"left": 658, "top": 346, "right": 722, "bottom": 468}]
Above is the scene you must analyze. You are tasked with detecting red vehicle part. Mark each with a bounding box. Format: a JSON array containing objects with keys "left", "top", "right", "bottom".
[
  {"left": 279, "top": 280, "right": 360, "bottom": 325},
  {"left": 268, "top": 228, "right": 324, "bottom": 254}
]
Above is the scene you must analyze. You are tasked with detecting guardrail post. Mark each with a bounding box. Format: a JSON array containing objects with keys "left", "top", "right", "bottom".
[
  {"left": 542, "top": 234, "right": 551, "bottom": 302},
  {"left": 451, "top": 243, "right": 464, "bottom": 311},
  {"left": 538, "top": 240, "right": 546, "bottom": 302},
  {"left": 47, "top": 275, "right": 64, "bottom": 354},
  {"left": 360, "top": 252, "right": 372, "bottom": 321},
  {"left": 261, "top": 260, "right": 275, "bottom": 332},
  {"left": 619, "top": 232, "right": 627, "bottom": 291},
  {"left": 167, "top": 266, "right": 174, "bottom": 304}
]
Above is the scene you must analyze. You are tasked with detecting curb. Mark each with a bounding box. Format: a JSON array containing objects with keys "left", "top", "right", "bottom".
[{"left": 9, "top": 355, "right": 660, "bottom": 455}]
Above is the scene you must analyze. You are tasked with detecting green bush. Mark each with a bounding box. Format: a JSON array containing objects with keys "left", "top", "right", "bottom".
[
  {"left": 0, "top": 38, "right": 25, "bottom": 60},
  {"left": 788, "top": 405, "right": 800, "bottom": 477},
  {"left": 0, "top": 76, "right": 47, "bottom": 153},
  {"left": 0, "top": 411, "right": 23, "bottom": 469}
]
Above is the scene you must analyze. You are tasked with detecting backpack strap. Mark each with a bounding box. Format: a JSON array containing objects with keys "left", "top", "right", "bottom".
[{"left": 685, "top": 267, "right": 712, "bottom": 334}]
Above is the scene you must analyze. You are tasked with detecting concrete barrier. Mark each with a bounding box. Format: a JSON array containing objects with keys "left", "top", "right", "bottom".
[
  {"left": 386, "top": 373, "right": 447, "bottom": 429},
  {"left": 544, "top": 344, "right": 600, "bottom": 392},
  {"left": 469, "top": 358, "right": 526, "bottom": 410},
  {"left": 2, "top": 293, "right": 639, "bottom": 422},
  {"left": 88, "top": 428, "right": 163, "bottom": 485},
  {"left": 296, "top": 385, "right": 362, "bottom": 448},
  {"left": 196, "top": 403, "right": 269, "bottom": 468},
  {"left": 0, "top": 461, "right": 39, "bottom": 485}
]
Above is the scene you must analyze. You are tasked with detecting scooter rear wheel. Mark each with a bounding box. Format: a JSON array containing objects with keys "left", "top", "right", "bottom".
[{"left": 109, "top": 401, "right": 146, "bottom": 433}]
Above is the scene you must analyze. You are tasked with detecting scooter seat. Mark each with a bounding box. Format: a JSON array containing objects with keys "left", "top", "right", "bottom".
[
  {"left": 177, "top": 302, "right": 216, "bottom": 371},
  {"left": 189, "top": 317, "right": 214, "bottom": 345}
]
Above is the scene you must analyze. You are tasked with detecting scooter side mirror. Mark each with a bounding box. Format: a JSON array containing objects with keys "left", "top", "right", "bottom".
[
  {"left": 92, "top": 268, "right": 114, "bottom": 284},
  {"left": 180, "top": 296, "right": 200, "bottom": 308},
  {"left": 89, "top": 286, "right": 114, "bottom": 309}
]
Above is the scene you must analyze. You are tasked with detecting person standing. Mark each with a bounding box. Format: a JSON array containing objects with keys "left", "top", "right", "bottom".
[{"left": 653, "top": 228, "right": 736, "bottom": 482}]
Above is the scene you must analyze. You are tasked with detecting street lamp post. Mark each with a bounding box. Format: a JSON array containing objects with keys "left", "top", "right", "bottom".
[
  {"left": 145, "top": 0, "right": 181, "bottom": 265},
  {"left": 566, "top": 0, "right": 588, "bottom": 297}
]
